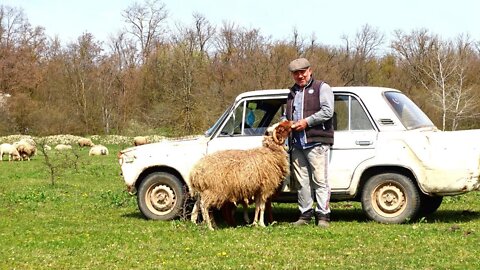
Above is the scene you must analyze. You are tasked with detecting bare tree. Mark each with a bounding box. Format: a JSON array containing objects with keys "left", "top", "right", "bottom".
[
  {"left": 340, "top": 24, "right": 385, "bottom": 85},
  {"left": 0, "top": 5, "right": 48, "bottom": 134},
  {"left": 214, "top": 21, "right": 239, "bottom": 64},
  {"left": 191, "top": 12, "right": 215, "bottom": 55},
  {"left": 392, "top": 30, "right": 479, "bottom": 130},
  {"left": 64, "top": 33, "right": 103, "bottom": 134},
  {"left": 290, "top": 27, "right": 306, "bottom": 56},
  {"left": 168, "top": 14, "right": 217, "bottom": 134},
  {"left": 448, "top": 35, "right": 480, "bottom": 130},
  {"left": 108, "top": 31, "right": 138, "bottom": 70},
  {"left": 122, "top": 0, "right": 168, "bottom": 63},
  {"left": 0, "top": 5, "right": 26, "bottom": 48}
]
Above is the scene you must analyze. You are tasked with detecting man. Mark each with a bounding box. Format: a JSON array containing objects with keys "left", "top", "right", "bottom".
[{"left": 285, "top": 58, "right": 334, "bottom": 227}]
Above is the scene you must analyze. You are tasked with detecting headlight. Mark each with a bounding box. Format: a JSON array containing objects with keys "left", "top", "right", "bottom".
[{"left": 118, "top": 151, "right": 136, "bottom": 165}]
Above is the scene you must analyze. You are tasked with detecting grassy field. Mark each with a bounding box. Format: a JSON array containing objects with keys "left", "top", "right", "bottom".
[{"left": 1, "top": 144, "right": 479, "bottom": 269}]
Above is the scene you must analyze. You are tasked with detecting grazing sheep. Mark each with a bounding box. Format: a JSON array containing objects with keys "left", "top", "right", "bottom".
[
  {"left": 89, "top": 144, "right": 109, "bottom": 156},
  {"left": 133, "top": 136, "right": 148, "bottom": 146},
  {"left": 190, "top": 121, "right": 293, "bottom": 230},
  {"left": 0, "top": 143, "right": 21, "bottom": 161},
  {"left": 55, "top": 144, "right": 72, "bottom": 150},
  {"left": 78, "top": 137, "right": 94, "bottom": 147},
  {"left": 14, "top": 139, "right": 37, "bottom": 161}
]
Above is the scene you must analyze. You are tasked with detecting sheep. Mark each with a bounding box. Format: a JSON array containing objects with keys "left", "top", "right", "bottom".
[
  {"left": 55, "top": 144, "right": 72, "bottom": 150},
  {"left": 133, "top": 136, "right": 148, "bottom": 146},
  {"left": 89, "top": 144, "right": 109, "bottom": 156},
  {"left": 189, "top": 120, "right": 293, "bottom": 230},
  {"left": 14, "top": 139, "right": 37, "bottom": 161},
  {"left": 0, "top": 143, "right": 21, "bottom": 161},
  {"left": 78, "top": 137, "right": 94, "bottom": 147}
]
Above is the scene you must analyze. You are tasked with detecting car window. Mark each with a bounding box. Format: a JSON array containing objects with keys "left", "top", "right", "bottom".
[
  {"left": 220, "top": 98, "right": 285, "bottom": 136},
  {"left": 334, "top": 94, "right": 374, "bottom": 131},
  {"left": 384, "top": 91, "right": 435, "bottom": 130}
]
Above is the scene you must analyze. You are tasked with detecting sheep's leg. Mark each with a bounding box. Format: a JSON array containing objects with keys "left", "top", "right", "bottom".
[
  {"left": 253, "top": 196, "right": 266, "bottom": 227},
  {"left": 253, "top": 196, "right": 260, "bottom": 225},
  {"left": 266, "top": 200, "right": 274, "bottom": 225},
  {"left": 209, "top": 210, "right": 217, "bottom": 229},
  {"left": 199, "top": 198, "right": 214, "bottom": 230},
  {"left": 241, "top": 200, "right": 250, "bottom": 224},
  {"left": 258, "top": 200, "right": 266, "bottom": 227},
  {"left": 191, "top": 198, "right": 200, "bottom": 224}
]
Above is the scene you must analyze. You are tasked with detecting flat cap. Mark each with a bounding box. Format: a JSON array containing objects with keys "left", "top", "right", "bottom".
[{"left": 288, "top": 58, "right": 310, "bottom": 72}]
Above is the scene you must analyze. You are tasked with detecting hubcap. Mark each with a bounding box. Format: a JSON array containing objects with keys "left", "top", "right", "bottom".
[
  {"left": 147, "top": 184, "right": 176, "bottom": 214},
  {"left": 372, "top": 183, "right": 406, "bottom": 217}
]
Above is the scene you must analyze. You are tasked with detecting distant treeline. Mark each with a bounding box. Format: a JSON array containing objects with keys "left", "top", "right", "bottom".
[{"left": 1, "top": 2, "right": 479, "bottom": 137}]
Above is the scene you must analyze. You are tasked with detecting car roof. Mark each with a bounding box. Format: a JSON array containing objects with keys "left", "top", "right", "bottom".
[{"left": 236, "top": 86, "right": 402, "bottom": 100}]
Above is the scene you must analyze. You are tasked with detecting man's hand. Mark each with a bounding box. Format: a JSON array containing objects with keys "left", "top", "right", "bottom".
[{"left": 292, "top": 119, "right": 308, "bottom": 131}]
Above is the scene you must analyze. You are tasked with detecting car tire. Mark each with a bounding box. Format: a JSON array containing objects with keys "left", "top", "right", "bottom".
[
  {"left": 418, "top": 194, "right": 443, "bottom": 216},
  {"left": 137, "top": 172, "right": 185, "bottom": 220},
  {"left": 361, "top": 173, "right": 421, "bottom": 224}
]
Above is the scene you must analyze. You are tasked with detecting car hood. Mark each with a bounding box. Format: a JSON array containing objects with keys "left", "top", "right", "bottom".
[
  {"left": 122, "top": 135, "right": 207, "bottom": 156},
  {"left": 120, "top": 135, "right": 209, "bottom": 177}
]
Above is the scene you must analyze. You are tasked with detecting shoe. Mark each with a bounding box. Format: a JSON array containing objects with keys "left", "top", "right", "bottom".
[
  {"left": 291, "top": 209, "right": 313, "bottom": 226},
  {"left": 315, "top": 212, "right": 330, "bottom": 228},
  {"left": 316, "top": 219, "right": 330, "bottom": 228},
  {"left": 292, "top": 217, "right": 311, "bottom": 226}
]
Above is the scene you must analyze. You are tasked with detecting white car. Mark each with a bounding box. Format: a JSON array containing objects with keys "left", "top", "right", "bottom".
[{"left": 118, "top": 87, "right": 480, "bottom": 224}]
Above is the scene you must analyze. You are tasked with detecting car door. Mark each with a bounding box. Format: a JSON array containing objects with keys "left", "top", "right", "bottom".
[
  {"left": 207, "top": 96, "right": 286, "bottom": 154},
  {"left": 330, "top": 93, "right": 378, "bottom": 190}
]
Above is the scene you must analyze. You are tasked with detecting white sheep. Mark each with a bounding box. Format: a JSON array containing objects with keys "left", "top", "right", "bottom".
[
  {"left": 190, "top": 121, "right": 293, "bottom": 230},
  {"left": 133, "top": 136, "right": 148, "bottom": 146},
  {"left": 0, "top": 143, "right": 21, "bottom": 161},
  {"left": 14, "top": 139, "right": 37, "bottom": 161},
  {"left": 55, "top": 144, "right": 72, "bottom": 150},
  {"left": 78, "top": 137, "right": 94, "bottom": 147},
  {"left": 89, "top": 144, "right": 109, "bottom": 156}
]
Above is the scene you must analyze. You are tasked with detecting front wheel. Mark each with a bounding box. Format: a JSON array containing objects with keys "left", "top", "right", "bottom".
[
  {"left": 361, "top": 173, "right": 421, "bottom": 224},
  {"left": 137, "top": 172, "right": 185, "bottom": 220}
]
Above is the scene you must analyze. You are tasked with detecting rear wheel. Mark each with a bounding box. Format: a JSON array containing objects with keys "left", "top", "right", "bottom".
[
  {"left": 361, "top": 173, "right": 421, "bottom": 224},
  {"left": 137, "top": 172, "right": 185, "bottom": 220}
]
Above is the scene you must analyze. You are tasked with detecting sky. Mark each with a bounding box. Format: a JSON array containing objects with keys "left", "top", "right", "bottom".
[{"left": 2, "top": 0, "right": 479, "bottom": 48}]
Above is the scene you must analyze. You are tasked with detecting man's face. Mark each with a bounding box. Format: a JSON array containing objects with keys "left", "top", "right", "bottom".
[{"left": 291, "top": 68, "right": 312, "bottom": 87}]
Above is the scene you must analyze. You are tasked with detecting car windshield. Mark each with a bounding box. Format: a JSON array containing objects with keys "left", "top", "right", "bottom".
[
  {"left": 384, "top": 91, "right": 436, "bottom": 130},
  {"left": 204, "top": 103, "right": 234, "bottom": 137}
]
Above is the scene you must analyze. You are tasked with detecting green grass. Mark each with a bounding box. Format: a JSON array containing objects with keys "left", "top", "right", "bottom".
[{"left": 1, "top": 144, "right": 479, "bottom": 269}]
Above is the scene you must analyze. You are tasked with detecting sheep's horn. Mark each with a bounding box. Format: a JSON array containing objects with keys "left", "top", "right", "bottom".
[{"left": 272, "top": 128, "right": 284, "bottom": 144}]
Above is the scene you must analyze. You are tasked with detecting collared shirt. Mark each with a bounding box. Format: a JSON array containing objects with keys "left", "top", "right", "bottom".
[{"left": 291, "top": 79, "right": 334, "bottom": 149}]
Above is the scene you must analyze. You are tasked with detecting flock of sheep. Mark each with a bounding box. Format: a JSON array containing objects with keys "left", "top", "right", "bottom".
[
  {"left": 0, "top": 134, "right": 152, "bottom": 162},
  {"left": 0, "top": 138, "right": 38, "bottom": 161},
  {"left": 1, "top": 125, "right": 291, "bottom": 230},
  {"left": 0, "top": 137, "right": 110, "bottom": 161}
]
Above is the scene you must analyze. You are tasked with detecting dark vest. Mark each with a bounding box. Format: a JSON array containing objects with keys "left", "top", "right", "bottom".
[{"left": 286, "top": 80, "right": 334, "bottom": 145}]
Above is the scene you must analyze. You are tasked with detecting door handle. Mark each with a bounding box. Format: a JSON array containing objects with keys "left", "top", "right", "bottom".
[{"left": 355, "top": 140, "right": 373, "bottom": 146}]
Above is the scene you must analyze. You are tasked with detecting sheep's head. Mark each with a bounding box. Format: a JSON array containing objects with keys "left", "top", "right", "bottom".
[{"left": 268, "top": 120, "right": 293, "bottom": 145}]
